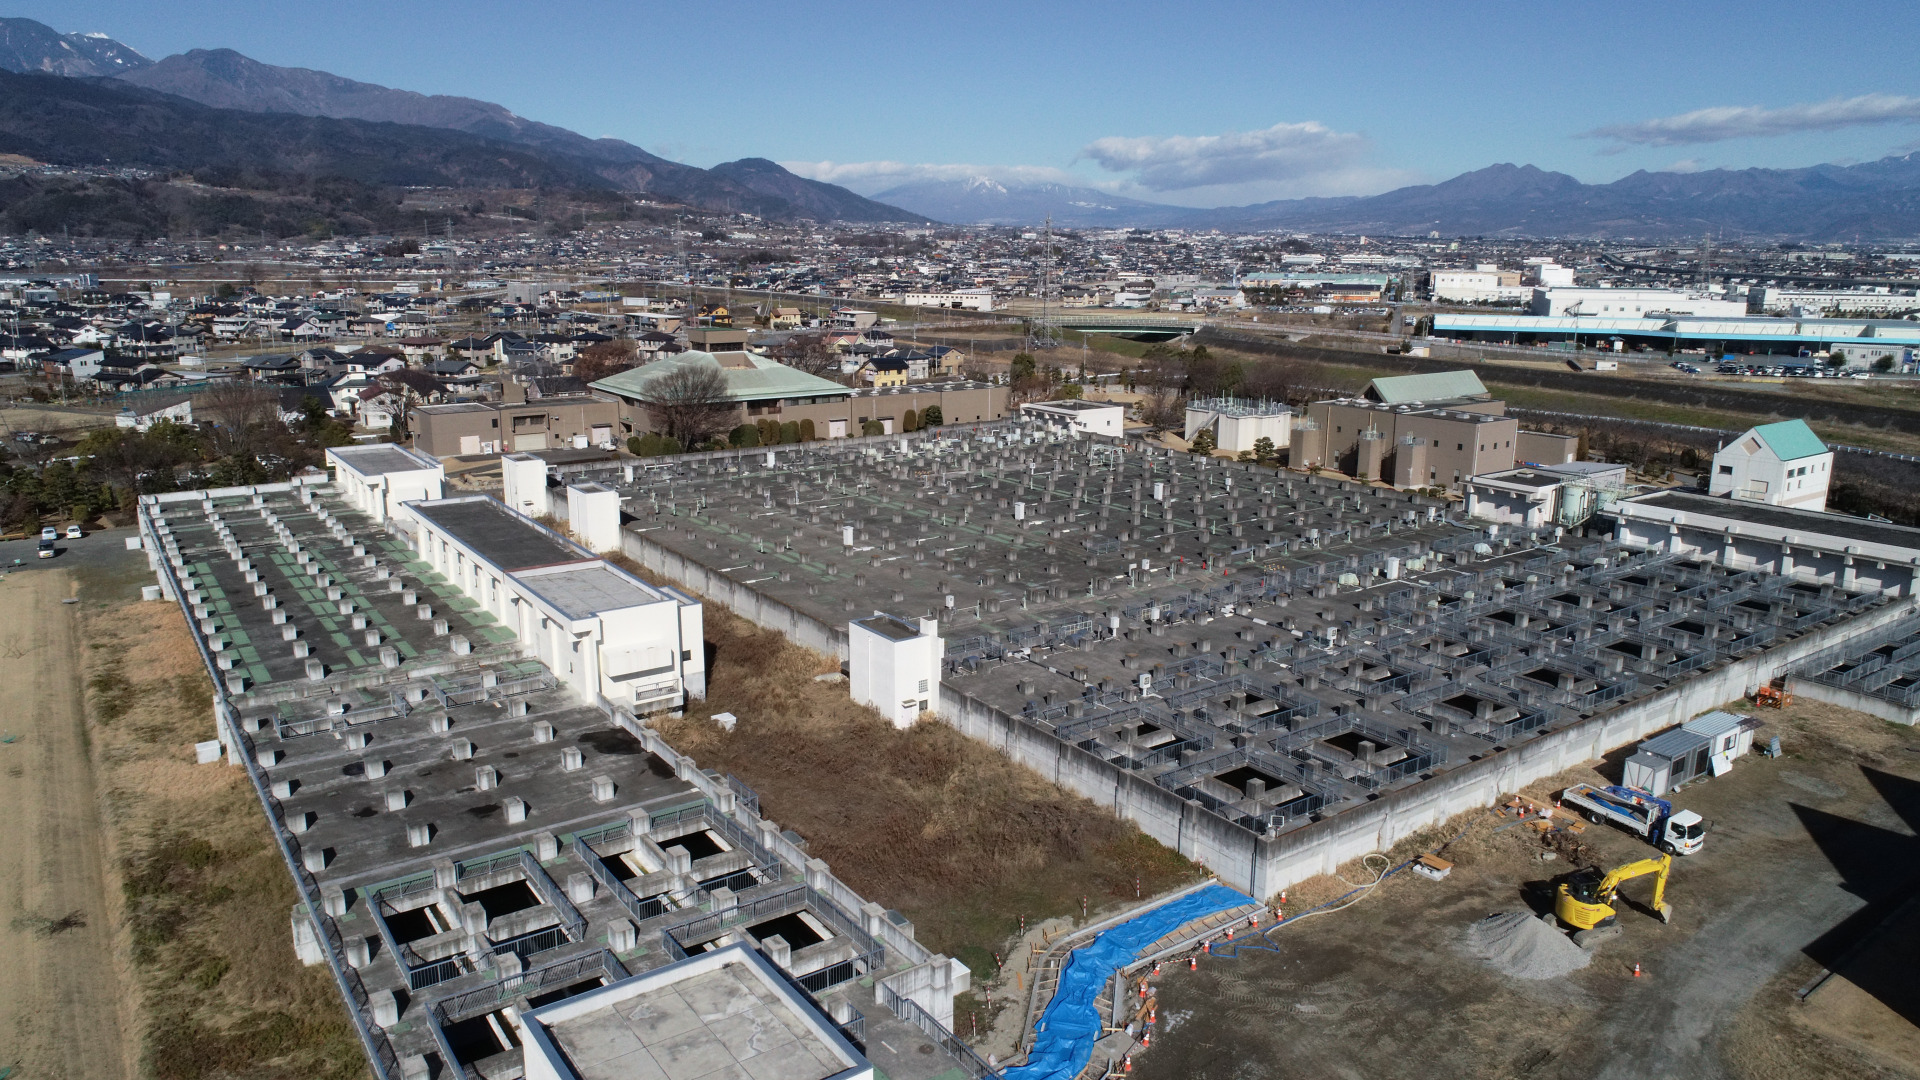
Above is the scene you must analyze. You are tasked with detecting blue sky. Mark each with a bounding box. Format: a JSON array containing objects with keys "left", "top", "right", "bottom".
[{"left": 20, "top": 0, "right": 1920, "bottom": 206}]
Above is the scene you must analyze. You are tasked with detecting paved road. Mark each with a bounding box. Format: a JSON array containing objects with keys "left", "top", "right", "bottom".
[{"left": 0, "top": 527, "right": 143, "bottom": 578}]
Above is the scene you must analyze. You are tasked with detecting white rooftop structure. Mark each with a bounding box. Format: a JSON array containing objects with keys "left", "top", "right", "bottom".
[
  {"left": 1184, "top": 397, "right": 1293, "bottom": 455},
  {"left": 405, "top": 495, "right": 706, "bottom": 711},
  {"left": 326, "top": 444, "right": 444, "bottom": 525},
  {"left": 1022, "top": 399, "right": 1125, "bottom": 438},
  {"left": 519, "top": 944, "right": 873, "bottom": 1080}
]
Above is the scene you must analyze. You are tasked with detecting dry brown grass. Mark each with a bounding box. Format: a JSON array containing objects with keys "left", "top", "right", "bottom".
[
  {"left": 83, "top": 599, "right": 365, "bottom": 1080},
  {"left": 624, "top": 558, "right": 1201, "bottom": 978}
]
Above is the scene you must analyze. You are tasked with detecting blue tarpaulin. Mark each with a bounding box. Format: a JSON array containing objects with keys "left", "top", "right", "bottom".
[{"left": 1001, "top": 884, "right": 1254, "bottom": 1080}]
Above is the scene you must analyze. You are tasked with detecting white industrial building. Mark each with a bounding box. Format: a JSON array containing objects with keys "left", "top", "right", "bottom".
[
  {"left": 326, "top": 444, "right": 445, "bottom": 525},
  {"left": 1184, "top": 397, "right": 1293, "bottom": 455},
  {"left": 1022, "top": 399, "right": 1125, "bottom": 438},
  {"left": 900, "top": 288, "right": 995, "bottom": 312},
  {"left": 1749, "top": 287, "right": 1920, "bottom": 317},
  {"left": 848, "top": 613, "right": 943, "bottom": 727},
  {"left": 1530, "top": 288, "right": 1748, "bottom": 318},
  {"left": 1464, "top": 462, "right": 1629, "bottom": 529},
  {"left": 1611, "top": 489, "right": 1920, "bottom": 596},
  {"left": 1708, "top": 420, "right": 1832, "bottom": 512},
  {"left": 1432, "top": 268, "right": 1531, "bottom": 305},
  {"left": 402, "top": 495, "right": 706, "bottom": 713}
]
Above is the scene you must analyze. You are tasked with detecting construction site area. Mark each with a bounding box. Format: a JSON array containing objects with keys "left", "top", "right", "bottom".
[
  {"left": 546, "top": 422, "right": 1905, "bottom": 897},
  {"left": 42, "top": 411, "right": 1909, "bottom": 1080}
]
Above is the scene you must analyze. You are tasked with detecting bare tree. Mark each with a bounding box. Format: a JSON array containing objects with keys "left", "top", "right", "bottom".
[
  {"left": 200, "top": 382, "right": 286, "bottom": 462},
  {"left": 772, "top": 333, "right": 842, "bottom": 379},
  {"left": 375, "top": 369, "right": 446, "bottom": 437},
  {"left": 574, "top": 339, "right": 639, "bottom": 382},
  {"left": 649, "top": 364, "right": 732, "bottom": 448}
]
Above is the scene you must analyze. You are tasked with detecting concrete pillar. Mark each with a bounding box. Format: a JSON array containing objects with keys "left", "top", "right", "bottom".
[
  {"left": 608, "top": 919, "right": 637, "bottom": 953},
  {"left": 761, "top": 934, "right": 792, "bottom": 970},
  {"left": 566, "top": 872, "right": 595, "bottom": 904}
]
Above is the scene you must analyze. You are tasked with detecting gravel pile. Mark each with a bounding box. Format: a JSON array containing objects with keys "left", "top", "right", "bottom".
[{"left": 1463, "top": 911, "right": 1592, "bottom": 980}]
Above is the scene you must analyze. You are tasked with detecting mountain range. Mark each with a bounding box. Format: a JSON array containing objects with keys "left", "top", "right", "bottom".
[
  {"left": 0, "top": 16, "right": 1918, "bottom": 239},
  {"left": 0, "top": 18, "right": 924, "bottom": 225},
  {"left": 870, "top": 176, "right": 1183, "bottom": 229},
  {"left": 870, "top": 159, "right": 1920, "bottom": 240}
]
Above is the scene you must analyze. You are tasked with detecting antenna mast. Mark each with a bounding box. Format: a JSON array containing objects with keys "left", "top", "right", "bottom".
[{"left": 1029, "top": 215, "right": 1059, "bottom": 351}]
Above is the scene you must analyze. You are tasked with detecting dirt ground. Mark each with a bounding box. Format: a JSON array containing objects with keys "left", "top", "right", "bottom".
[
  {"left": 0, "top": 537, "right": 364, "bottom": 1080},
  {"left": 75, "top": 572, "right": 365, "bottom": 1080},
  {"left": 1136, "top": 698, "right": 1920, "bottom": 1080},
  {"left": 636, "top": 576, "right": 1202, "bottom": 982},
  {"left": 0, "top": 569, "right": 136, "bottom": 1080}
]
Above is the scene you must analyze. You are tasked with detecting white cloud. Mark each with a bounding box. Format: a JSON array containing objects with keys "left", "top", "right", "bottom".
[
  {"left": 1584, "top": 94, "right": 1920, "bottom": 149},
  {"left": 1662, "top": 158, "right": 1706, "bottom": 173},
  {"left": 1077, "top": 121, "right": 1369, "bottom": 191},
  {"left": 781, "top": 160, "right": 1082, "bottom": 196}
]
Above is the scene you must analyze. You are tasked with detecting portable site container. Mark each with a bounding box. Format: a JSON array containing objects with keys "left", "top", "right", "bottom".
[
  {"left": 1622, "top": 727, "right": 1711, "bottom": 797},
  {"left": 1682, "top": 709, "right": 1760, "bottom": 765},
  {"left": 1621, "top": 710, "right": 1762, "bottom": 796}
]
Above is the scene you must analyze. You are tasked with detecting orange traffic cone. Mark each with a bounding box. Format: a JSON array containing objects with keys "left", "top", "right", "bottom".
[
  {"left": 1124, "top": 1055, "right": 1133, "bottom": 1073},
  {"left": 1632, "top": 963, "right": 1642, "bottom": 977},
  {"left": 1188, "top": 955, "right": 1197, "bottom": 971},
  {"left": 1141, "top": 1033, "right": 1151, "bottom": 1048}
]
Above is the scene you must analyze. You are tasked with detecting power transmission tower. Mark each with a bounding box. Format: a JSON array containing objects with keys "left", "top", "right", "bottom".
[{"left": 1028, "top": 215, "right": 1059, "bottom": 351}]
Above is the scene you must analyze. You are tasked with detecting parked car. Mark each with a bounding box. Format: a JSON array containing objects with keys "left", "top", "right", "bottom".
[
  {"left": 39, "top": 526, "right": 56, "bottom": 542},
  {"left": 64, "top": 524, "right": 82, "bottom": 539}
]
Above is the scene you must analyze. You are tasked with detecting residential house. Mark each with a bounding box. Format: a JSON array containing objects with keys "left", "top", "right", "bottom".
[
  {"left": 344, "top": 346, "right": 409, "bottom": 375},
  {"left": 43, "top": 347, "right": 104, "bottom": 381},
  {"left": 347, "top": 314, "right": 393, "bottom": 336},
  {"left": 0, "top": 333, "right": 56, "bottom": 363},
  {"left": 447, "top": 336, "right": 496, "bottom": 362},
  {"left": 862, "top": 356, "right": 910, "bottom": 387},
  {"left": 887, "top": 349, "right": 934, "bottom": 381},
  {"left": 278, "top": 315, "right": 332, "bottom": 341},
  {"left": 115, "top": 393, "right": 194, "bottom": 431},
  {"left": 212, "top": 313, "right": 259, "bottom": 340},
  {"left": 400, "top": 338, "right": 448, "bottom": 366},
  {"left": 633, "top": 330, "right": 680, "bottom": 357},
  {"left": 926, "top": 345, "right": 966, "bottom": 377},
  {"left": 91, "top": 354, "right": 166, "bottom": 388},
  {"left": 275, "top": 385, "right": 334, "bottom": 423},
  {"left": 769, "top": 307, "right": 803, "bottom": 329},
  {"left": 430, "top": 358, "right": 485, "bottom": 384},
  {"left": 243, "top": 354, "right": 304, "bottom": 381}
]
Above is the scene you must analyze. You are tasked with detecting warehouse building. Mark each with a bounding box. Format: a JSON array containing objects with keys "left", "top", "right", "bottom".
[{"left": 1432, "top": 312, "right": 1920, "bottom": 360}]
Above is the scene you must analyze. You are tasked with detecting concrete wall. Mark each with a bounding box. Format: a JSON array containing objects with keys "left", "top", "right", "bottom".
[
  {"left": 941, "top": 595, "right": 1917, "bottom": 899},
  {"left": 620, "top": 527, "right": 851, "bottom": 660},
  {"left": 1787, "top": 675, "right": 1920, "bottom": 726}
]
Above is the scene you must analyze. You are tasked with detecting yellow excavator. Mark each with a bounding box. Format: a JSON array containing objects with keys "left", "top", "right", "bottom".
[{"left": 1551, "top": 854, "right": 1674, "bottom": 949}]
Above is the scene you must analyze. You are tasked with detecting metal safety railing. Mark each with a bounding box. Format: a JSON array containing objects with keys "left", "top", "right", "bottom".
[{"left": 880, "top": 985, "right": 1001, "bottom": 1080}]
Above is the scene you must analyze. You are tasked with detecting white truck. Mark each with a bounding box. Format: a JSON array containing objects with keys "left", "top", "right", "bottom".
[{"left": 1561, "top": 783, "right": 1705, "bottom": 855}]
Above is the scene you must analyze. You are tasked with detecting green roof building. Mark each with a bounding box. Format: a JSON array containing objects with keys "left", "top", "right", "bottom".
[{"left": 1709, "top": 418, "right": 1833, "bottom": 512}]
